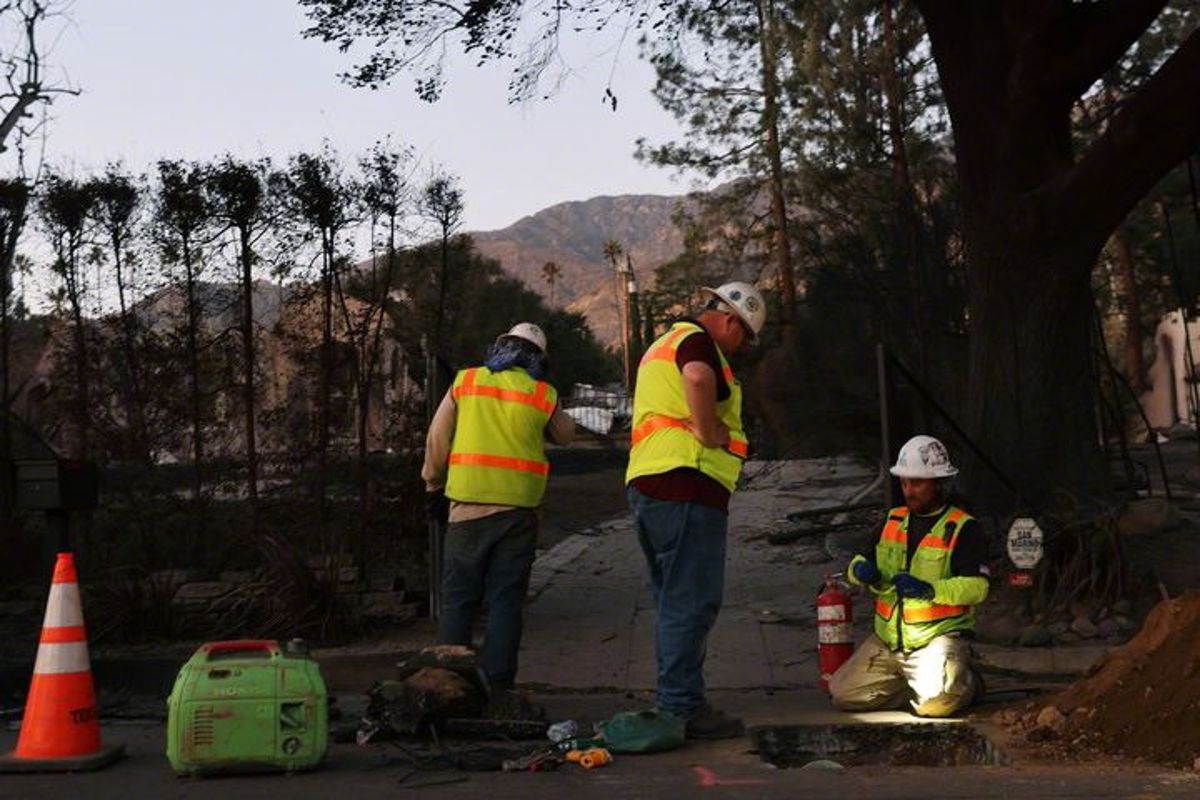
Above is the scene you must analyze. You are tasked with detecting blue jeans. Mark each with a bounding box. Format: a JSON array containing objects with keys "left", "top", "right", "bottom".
[
  {"left": 627, "top": 485, "right": 728, "bottom": 717},
  {"left": 438, "top": 508, "right": 538, "bottom": 686}
]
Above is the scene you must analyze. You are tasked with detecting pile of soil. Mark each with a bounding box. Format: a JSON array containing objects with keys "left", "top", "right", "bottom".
[{"left": 1000, "top": 591, "right": 1200, "bottom": 767}]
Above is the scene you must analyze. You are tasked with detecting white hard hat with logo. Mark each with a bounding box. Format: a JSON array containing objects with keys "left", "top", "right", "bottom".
[
  {"left": 889, "top": 435, "right": 958, "bottom": 479},
  {"left": 701, "top": 281, "right": 766, "bottom": 341},
  {"left": 499, "top": 322, "right": 548, "bottom": 354}
]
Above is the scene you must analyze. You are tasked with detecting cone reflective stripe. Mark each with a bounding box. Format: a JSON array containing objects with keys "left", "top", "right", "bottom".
[{"left": 0, "top": 552, "right": 123, "bottom": 772}]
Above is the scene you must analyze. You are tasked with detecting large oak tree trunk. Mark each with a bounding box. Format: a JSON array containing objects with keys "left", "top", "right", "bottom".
[
  {"left": 917, "top": 1, "right": 1200, "bottom": 511},
  {"left": 965, "top": 234, "right": 1108, "bottom": 510}
]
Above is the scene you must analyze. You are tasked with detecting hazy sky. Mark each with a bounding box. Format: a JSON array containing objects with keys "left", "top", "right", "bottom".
[{"left": 25, "top": 0, "right": 692, "bottom": 231}]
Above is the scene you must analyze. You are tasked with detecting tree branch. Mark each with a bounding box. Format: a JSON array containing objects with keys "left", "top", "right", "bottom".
[
  {"left": 0, "top": 86, "right": 39, "bottom": 153},
  {"left": 1044, "top": 0, "right": 1168, "bottom": 102},
  {"left": 1060, "top": 25, "right": 1200, "bottom": 257}
]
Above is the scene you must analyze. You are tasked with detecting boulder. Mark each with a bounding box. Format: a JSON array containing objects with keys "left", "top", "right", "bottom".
[
  {"left": 1070, "top": 616, "right": 1100, "bottom": 639},
  {"left": 1018, "top": 624, "right": 1054, "bottom": 647}
]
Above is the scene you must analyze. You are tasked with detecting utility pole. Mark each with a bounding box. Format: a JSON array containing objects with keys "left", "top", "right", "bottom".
[{"left": 624, "top": 255, "right": 641, "bottom": 390}]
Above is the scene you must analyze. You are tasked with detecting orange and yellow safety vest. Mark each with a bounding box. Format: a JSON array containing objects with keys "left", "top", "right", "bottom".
[
  {"left": 445, "top": 366, "right": 557, "bottom": 508},
  {"left": 625, "top": 321, "right": 747, "bottom": 493},
  {"left": 863, "top": 505, "right": 980, "bottom": 651}
]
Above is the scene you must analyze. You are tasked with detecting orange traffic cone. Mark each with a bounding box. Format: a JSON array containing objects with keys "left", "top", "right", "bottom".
[{"left": 0, "top": 552, "right": 124, "bottom": 772}]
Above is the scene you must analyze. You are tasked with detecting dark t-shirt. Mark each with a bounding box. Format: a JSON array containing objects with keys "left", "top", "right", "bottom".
[
  {"left": 629, "top": 322, "right": 732, "bottom": 513},
  {"left": 863, "top": 508, "right": 988, "bottom": 577}
]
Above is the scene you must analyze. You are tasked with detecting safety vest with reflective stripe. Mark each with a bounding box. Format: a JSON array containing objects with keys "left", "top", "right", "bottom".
[
  {"left": 625, "top": 321, "right": 747, "bottom": 493},
  {"left": 871, "top": 505, "right": 977, "bottom": 651},
  {"left": 445, "top": 366, "right": 557, "bottom": 508}
]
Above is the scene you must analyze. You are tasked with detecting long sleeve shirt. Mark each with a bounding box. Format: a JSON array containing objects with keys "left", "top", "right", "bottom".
[{"left": 421, "top": 386, "right": 576, "bottom": 523}]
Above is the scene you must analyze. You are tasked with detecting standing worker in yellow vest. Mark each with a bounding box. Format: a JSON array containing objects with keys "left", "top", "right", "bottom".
[
  {"left": 422, "top": 322, "right": 575, "bottom": 692},
  {"left": 830, "top": 435, "right": 990, "bottom": 717},
  {"left": 626, "top": 281, "right": 765, "bottom": 739}
]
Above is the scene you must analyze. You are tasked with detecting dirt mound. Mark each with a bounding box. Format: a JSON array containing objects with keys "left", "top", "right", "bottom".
[{"left": 1002, "top": 591, "right": 1200, "bottom": 767}]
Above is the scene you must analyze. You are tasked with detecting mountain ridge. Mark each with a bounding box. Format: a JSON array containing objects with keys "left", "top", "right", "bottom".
[{"left": 471, "top": 190, "right": 695, "bottom": 342}]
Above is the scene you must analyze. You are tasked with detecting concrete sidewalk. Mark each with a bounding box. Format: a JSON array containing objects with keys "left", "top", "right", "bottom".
[{"left": 518, "top": 457, "right": 874, "bottom": 695}]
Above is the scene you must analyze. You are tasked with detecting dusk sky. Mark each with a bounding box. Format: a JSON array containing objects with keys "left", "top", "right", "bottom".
[{"left": 26, "top": 0, "right": 693, "bottom": 231}]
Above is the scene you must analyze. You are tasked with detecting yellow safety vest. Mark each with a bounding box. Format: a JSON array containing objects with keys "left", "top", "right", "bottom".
[
  {"left": 445, "top": 366, "right": 557, "bottom": 508},
  {"left": 869, "top": 506, "right": 978, "bottom": 651},
  {"left": 625, "top": 321, "right": 748, "bottom": 493}
]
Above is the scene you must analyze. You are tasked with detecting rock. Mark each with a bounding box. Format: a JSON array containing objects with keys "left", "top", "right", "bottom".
[
  {"left": 800, "top": 759, "right": 845, "bottom": 771},
  {"left": 366, "top": 667, "right": 485, "bottom": 737},
  {"left": 1096, "top": 618, "right": 1120, "bottom": 638},
  {"left": 1069, "top": 600, "right": 1096, "bottom": 623},
  {"left": 1033, "top": 706, "right": 1067, "bottom": 738},
  {"left": 1070, "top": 616, "right": 1099, "bottom": 639},
  {"left": 1117, "top": 498, "right": 1179, "bottom": 537},
  {"left": 1056, "top": 631, "right": 1082, "bottom": 644},
  {"left": 1047, "top": 620, "right": 1071, "bottom": 637},
  {"left": 1193, "top": 755, "right": 1200, "bottom": 772},
  {"left": 1018, "top": 624, "right": 1054, "bottom": 647},
  {"left": 1115, "top": 615, "right": 1137, "bottom": 632},
  {"left": 1111, "top": 599, "right": 1133, "bottom": 615},
  {"left": 976, "top": 614, "right": 1023, "bottom": 645},
  {"left": 994, "top": 709, "right": 1023, "bottom": 727}
]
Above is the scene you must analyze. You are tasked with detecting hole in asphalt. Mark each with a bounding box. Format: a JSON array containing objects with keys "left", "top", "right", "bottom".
[{"left": 751, "top": 723, "right": 1006, "bottom": 768}]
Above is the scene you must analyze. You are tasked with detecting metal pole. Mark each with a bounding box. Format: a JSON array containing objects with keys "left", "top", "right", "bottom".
[
  {"left": 876, "top": 342, "right": 894, "bottom": 509},
  {"left": 423, "top": 335, "right": 443, "bottom": 622}
]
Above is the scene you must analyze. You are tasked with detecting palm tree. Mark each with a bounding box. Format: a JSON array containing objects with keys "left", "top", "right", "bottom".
[
  {"left": 542, "top": 260, "right": 561, "bottom": 306},
  {"left": 602, "top": 239, "right": 623, "bottom": 273},
  {"left": 602, "top": 239, "right": 631, "bottom": 388}
]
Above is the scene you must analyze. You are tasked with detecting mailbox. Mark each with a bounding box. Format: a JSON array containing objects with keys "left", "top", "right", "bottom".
[{"left": 13, "top": 459, "right": 99, "bottom": 511}]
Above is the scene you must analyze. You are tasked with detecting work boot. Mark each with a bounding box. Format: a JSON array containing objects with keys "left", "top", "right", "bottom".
[{"left": 684, "top": 704, "right": 745, "bottom": 740}]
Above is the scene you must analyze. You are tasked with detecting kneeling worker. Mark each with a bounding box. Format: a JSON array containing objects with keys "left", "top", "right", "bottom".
[{"left": 829, "top": 435, "right": 989, "bottom": 718}]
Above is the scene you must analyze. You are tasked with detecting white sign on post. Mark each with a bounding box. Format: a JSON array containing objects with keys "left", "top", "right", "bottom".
[{"left": 1006, "top": 517, "right": 1045, "bottom": 569}]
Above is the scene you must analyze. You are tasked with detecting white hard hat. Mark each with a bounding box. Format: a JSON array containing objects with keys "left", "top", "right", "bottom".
[
  {"left": 890, "top": 435, "right": 958, "bottom": 479},
  {"left": 499, "top": 322, "right": 547, "bottom": 354},
  {"left": 701, "top": 281, "right": 766, "bottom": 340}
]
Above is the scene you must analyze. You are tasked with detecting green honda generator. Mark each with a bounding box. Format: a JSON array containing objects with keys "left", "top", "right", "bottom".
[{"left": 166, "top": 639, "right": 328, "bottom": 776}]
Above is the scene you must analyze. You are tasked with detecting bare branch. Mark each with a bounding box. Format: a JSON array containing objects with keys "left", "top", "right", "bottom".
[{"left": 0, "top": 0, "right": 77, "bottom": 153}]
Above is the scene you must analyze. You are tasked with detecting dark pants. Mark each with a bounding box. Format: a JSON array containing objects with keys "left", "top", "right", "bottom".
[
  {"left": 438, "top": 508, "right": 538, "bottom": 686},
  {"left": 628, "top": 485, "right": 728, "bottom": 717}
]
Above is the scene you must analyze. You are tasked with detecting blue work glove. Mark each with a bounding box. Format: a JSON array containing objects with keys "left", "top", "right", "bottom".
[
  {"left": 852, "top": 559, "right": 881, "bottom": 585},
  {"left": 893, "top": 573, "right": 935, "bottom": 599}
]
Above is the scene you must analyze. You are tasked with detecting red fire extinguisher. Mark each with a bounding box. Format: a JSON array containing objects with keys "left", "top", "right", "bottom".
[{"left": 816, "top": 573, "right": 854, "bottom": 691}]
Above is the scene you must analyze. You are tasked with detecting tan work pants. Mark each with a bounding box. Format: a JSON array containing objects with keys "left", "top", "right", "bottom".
[{"left": 828, "top": 633, "right": 977, "bottom": 718}]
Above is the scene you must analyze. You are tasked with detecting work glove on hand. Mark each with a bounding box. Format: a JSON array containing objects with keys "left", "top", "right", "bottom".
[
  {"left": 851, "top": 559, "right": 881, "bottom": 585},
  {"left": 893, "top": 573, "right": 935, "bottom": 600},
  {"left": 426, "top": 490, "right": 450, "bottom": 526}
]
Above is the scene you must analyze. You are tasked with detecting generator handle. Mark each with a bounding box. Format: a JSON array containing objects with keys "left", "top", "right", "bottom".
[{"left": 202, "top": 640, "right": 280, "bottom": 659}]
